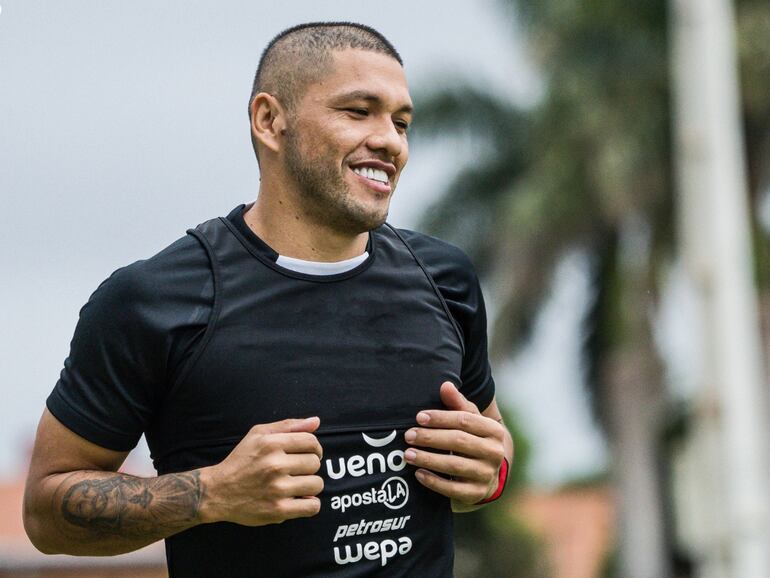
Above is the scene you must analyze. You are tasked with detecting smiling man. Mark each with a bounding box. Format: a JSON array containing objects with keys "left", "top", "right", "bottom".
[{"left": 23, "top": 22, "right": 513, "bottom": 576}]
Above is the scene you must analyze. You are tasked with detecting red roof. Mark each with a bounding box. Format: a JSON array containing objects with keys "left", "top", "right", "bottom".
[{"left": 514, "top": 486, "right": 616, "bottom": 578}]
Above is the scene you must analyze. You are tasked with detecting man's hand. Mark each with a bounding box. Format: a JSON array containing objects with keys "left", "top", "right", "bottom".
[
  {"left": 23, "top": 411, "right": 324, "bottom": 556},
  {"left": 199, "top": 417, "right": 324, "bottom": 526},
  {"left": 404, "top": 382, "right": 509, "bottom": 510}
]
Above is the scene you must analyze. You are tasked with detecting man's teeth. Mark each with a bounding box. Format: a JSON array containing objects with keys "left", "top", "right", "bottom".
[{"left": 352, "top": 167, "right": 389, "bottom": 184}]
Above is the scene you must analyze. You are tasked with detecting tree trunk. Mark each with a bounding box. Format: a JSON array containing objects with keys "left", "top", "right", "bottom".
[
  {"left": 604, "top": 336, "right": 671, "bottom": 578},
  {"left": 601, "top": 215, "right": 671, "bottom": 578},
  {"left": 671, "top": 0, "right": 770, "bottom": 574}
]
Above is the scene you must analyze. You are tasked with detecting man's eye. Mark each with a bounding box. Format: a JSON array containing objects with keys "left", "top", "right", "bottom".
[
  {"left": 348, "top": 108, "right": 368, "bottom": 116},
  {"left": 395, "top": 121, "right": 410, "bottom": 132}
]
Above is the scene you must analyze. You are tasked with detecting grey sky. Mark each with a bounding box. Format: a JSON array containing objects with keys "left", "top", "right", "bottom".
[{"left": 0, "top": 0, "right": 604, "bottom": 484}]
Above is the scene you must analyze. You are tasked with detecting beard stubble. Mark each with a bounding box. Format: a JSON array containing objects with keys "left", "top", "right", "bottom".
[{"left": 283, "top": 126, "right": 390, "bottom": 235}]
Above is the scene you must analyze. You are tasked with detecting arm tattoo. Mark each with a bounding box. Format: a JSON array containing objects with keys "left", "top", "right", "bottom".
[{"left": 60, "top": 471, "right": 203, "bottom": 538}]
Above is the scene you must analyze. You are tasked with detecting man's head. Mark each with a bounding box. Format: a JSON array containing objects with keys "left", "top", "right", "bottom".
[
  {"left": 249, "top": 23, "right": 413, "bottom": 234},
  {"left": 250, "top": 22, "right": 402, "bottom": 117}
]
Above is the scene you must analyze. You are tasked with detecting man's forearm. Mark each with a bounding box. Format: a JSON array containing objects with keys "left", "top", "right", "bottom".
[{"left": 26, "top": 469, "right": 205, "bottom": 556}]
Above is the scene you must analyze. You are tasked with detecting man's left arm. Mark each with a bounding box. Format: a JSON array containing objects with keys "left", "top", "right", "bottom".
[{"left": 404, "top": 381, "right": 514, "bottom": 512}]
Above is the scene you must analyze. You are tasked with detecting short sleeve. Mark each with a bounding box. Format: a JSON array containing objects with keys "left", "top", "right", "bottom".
[
  {"left": 398, "top": 230, "right": 496, "bottom": 412},
  {"left": 46, "top": 235, "right": 213, "bottom": 451}
]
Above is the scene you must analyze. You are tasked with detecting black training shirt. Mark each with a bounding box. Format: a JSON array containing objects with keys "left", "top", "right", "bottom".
[{"left": 48, "top": 204, "right": 495, "bottom": 576}]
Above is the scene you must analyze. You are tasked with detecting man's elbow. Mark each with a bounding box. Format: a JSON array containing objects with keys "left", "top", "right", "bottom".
[
  {"left": 23, "top": 513, "right": 60, "bottom": 554},
  {"left": 23, "top": 487, "right": 63, "bottom": 555}
]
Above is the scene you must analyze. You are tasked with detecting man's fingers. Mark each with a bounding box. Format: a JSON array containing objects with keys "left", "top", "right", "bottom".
[
  {"left": 285, "top": 416, "right": 321, "bottom": 433},
  {"left": 439, "top": 382, "right": 479, "bottom": 414},
  {"left": 246, "top": 420, "right": 323, "bottom": 458},
  {"left": 404, "top": 427, "right": 503, "bottom": 461},
  {"left": 404, "top": 448, "right": 492, "bottom": 482},
  {"left": 276, "top": 496, "right": 322, "bottom": 520},
  {"left": 269, "top": 432, "right": 323, "bottom": 458},
  {"left": 280, "top": 474, "right": 324, "bottom": 498},
  {"left": 281, "top": 453, "right": 323, "bottom": 475},
  {"left": 413, "top": 469, "right": 482, "bottom": 504},
  {"left": 253, "top": 417, "right": 320, "bottom": 435},
  {"left": 415, "top": 409, "right": 502, "bottom": 439}
]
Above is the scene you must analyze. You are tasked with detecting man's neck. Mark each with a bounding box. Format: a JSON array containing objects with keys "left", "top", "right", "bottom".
[{"left": 243, "top": 195, "right": 368, "bottom": 263}]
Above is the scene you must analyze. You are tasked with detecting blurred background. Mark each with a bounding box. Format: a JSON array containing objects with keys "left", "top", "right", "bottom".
[{"left": 1, "top": 1, "right": 768, "bottom": 576}]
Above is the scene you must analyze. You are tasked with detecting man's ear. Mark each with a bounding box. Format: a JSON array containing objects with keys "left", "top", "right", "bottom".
[{"left": 250, "top": 93, "right": 287, "bottom": 155}]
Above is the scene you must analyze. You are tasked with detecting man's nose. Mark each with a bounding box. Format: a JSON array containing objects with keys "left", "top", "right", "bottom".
[{"left": 365, "top": 118, "right": 404, "bottom": 159}]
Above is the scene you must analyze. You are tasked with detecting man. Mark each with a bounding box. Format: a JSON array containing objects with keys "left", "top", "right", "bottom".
[{"left": 23, "top": 22, "right": 513, "bottom": 576}]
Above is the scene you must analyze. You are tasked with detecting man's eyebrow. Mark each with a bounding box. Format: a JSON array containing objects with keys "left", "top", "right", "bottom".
[{"left": 330, "top": 90, "right": 414, "bottom": 115}]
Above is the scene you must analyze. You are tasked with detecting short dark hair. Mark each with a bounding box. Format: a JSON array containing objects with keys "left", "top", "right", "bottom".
[{"left": 249, "top": 22, "right": 403, "bottom": 116}]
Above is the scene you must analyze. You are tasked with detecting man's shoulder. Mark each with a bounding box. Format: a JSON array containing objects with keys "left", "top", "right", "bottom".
[
  {"left": 93, "top": 232, "right": 211, "bottom": 312},
  {"left": 393, "top": 228, "right": 478, "bottom": 285}
]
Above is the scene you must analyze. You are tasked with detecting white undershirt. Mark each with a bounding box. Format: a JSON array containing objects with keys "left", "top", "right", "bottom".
[{"left": 275, "top": 252, "right": 369, "bottom": 276}]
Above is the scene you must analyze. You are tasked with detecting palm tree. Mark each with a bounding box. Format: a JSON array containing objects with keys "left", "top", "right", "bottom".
[{"left": 415, "top": 0, "right": 770, "bottom": 576}]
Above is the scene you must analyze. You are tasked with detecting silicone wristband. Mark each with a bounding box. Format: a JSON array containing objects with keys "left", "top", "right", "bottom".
[{"left": 476, "top": 457, "right": 509, "bottom": 505}]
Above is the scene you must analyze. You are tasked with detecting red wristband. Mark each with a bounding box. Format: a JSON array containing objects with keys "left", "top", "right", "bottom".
[{"left": 476, "top": 457, "right": 509, "bottom": 505}]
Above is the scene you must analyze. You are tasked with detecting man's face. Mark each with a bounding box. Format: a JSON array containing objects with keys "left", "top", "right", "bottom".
[{"left": 281, "top": 49, "right": 412, "bottom": 234}]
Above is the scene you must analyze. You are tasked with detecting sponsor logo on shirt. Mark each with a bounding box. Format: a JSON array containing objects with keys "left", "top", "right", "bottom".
[
  {"left": 334, "top": 537, "right": 413, "bottom": 567},
  {"left": 326, "top": 430, "right": 415, "bottom": 568},
  {"left": 333, "top": 515, "right": 411, "bottom": 542},
  {"left": 324, "top": 430, "right": 406, "bottom": 479},
  {"left": 330, "top": 476, "right": 409, "bottom": 513}
]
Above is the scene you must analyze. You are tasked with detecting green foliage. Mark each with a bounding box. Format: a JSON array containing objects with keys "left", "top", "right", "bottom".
[
  {"left": 737, "top": 0, "right": 770, "bottom": 291},
  {"left": 412, "top": 85, "right": 530, "bottom": 272},
  {"left": 417, "top": 0, "right": 677, "bottom": 374},
  {"left": 736, "top": 0, "right": 770, "bottom": 201},
  {"left": 501, "top": 404, "right": 531, "bottom": 490},
  {"left": 600, "top": 546, "right": 620, "bottom": 578},
  {"left": 418, "top": 0, "right": 769, "bottom": 420},
  {"left": 557, "top": 470, "right": 611, "bottom": 492},
  {"left": 418, "top": 0, "right": 770, "bottom": 573},
  {"left": 455, "top": 514, "right": 547, "bottom": 578},
  {"left": 750, "top": 227, "right": 770, "bottom": 291}
]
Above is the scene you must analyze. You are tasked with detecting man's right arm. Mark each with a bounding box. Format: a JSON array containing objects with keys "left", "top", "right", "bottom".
[{"left": 24, "top": 410, "right": 324, "bottom": 556}]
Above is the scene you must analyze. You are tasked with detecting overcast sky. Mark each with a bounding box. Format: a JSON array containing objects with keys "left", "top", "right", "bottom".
[{"left": 0, "top": 0, "right": 606, "bottom": 485}]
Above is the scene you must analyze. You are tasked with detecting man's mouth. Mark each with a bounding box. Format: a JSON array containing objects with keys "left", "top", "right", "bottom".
[{"left": 351, "top": 166, "right": 389, "bottom": 184}]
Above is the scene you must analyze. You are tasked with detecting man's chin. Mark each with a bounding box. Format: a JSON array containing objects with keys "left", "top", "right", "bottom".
[
  {"left": 332, "top": 206, "right": 389, "bottom": 235},
  {"left": 350, "top": 213, "right": 388, "bottom": 234},
  {"left": 358, "top": 204, "right": 390, "bottom": 231}
]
